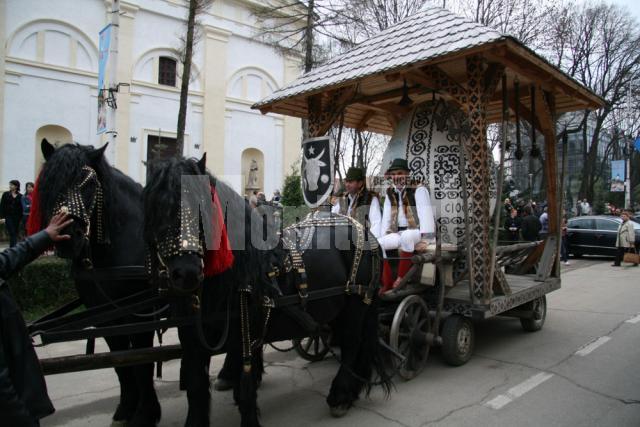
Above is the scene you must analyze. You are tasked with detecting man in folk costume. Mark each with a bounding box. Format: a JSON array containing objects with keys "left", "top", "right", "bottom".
[
  {"left": 379, "top": 158, "right": 436, "bottom": 294},
  {"left": 332, "top": 167, "right": 382, "bottom": 238}
]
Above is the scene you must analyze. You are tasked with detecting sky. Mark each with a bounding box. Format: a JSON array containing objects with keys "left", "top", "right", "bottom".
[{"left": 590, "top": 0, "right": 640, "bottom": 21}]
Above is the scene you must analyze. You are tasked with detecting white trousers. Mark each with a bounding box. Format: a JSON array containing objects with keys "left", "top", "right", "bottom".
[{"left": 378, "top": 229, "right": 422, "bottom": 253}]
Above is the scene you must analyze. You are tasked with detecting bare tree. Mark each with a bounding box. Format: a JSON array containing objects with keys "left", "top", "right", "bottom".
[
  {"left": 544, "top": 2, "right": 640, "bottom": 201},
  {"left": 176, "top": 0, "right": 213, "bottom": 156}
]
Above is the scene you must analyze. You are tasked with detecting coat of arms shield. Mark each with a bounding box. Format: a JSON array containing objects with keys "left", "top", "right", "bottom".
[{"left": 301, "top": 136, "right": 334, "bottom": 208}]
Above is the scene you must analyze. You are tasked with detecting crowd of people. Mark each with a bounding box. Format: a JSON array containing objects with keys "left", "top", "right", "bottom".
[
  {"left": 503, "top": 195, "right": 638, "bottom": 268},
  {"left": 503, "top": 198, "right": 570, "bottom": 265},
  {"left": 0, "top": 180, "right": 35, "bottom": 247}
]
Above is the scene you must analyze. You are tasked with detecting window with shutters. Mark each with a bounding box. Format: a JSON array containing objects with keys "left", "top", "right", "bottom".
[{"left": 158, "top": 56, "right": 177, "bottom": 86}]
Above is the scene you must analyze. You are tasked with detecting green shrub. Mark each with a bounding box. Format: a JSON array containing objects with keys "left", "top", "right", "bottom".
[
  {"left": 8, "top": 256, "right": 76, "bottom": 321},
  {"left": 282, "top": 171, "right": 304, "bottom": 207}
]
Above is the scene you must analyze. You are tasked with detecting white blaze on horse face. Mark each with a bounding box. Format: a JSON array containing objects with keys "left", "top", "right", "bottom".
[{"left": 304, "top": 148, "right": 326, "bottom": 192}]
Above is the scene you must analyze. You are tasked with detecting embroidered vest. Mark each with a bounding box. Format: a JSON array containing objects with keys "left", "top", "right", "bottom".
[
  {"left": 338, "top": 189, "right": 378, "bottom": 230},
  {"left": 386, "top": 187, "right": 420, "bottom": 233}
]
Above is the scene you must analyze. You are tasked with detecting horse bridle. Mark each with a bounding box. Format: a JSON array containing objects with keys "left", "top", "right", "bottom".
[
  {"left": 53, "top": 165, "right": 106, "bottom": 269},
  {"left": 151, "top": 189, "right": 207, "bottom": 298}
]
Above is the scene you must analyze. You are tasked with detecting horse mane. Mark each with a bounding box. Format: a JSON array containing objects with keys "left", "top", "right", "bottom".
[
  {"left": 35, "top": 143, "right": 142, "bottom": 236},
  {"left": 143, "top": 156, "right": 281, "bottom": 286}
]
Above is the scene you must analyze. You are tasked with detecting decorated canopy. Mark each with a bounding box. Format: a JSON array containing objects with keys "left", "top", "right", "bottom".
[
  {"left": 253, "top": 6, "right": 603, "bottom": 136},
  {"left": 253, "top": 6, "right": 605, "bottom": 305}
]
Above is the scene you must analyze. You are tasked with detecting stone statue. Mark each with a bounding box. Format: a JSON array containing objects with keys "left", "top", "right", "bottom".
[{"left": 246, "top": 159, "right": 259, "bottom": 189}]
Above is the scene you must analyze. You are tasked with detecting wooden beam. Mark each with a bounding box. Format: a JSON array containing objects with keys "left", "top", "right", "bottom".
[
  {"left": 307, "top": 85, "right": 358, "bottom": 137},
  {"left": 352, "top": 85, "right": 423, "bottom": 105},
  {"left": 539, "top": 88, "right": 560, "bottom": 242},
  {"left": 420, "top": 65, "right": 469, "bottom": 106},
  {"left": 483, "top": 63, "right": 505, "bottom": 102},
  {"left": 506, "top": 92, "right": 544, "bottom": 134},
  {"left": 504, "top": 39, "right": 604, "bottom": 109},
  {"left": 356, "top": 110, "right": 376, "bottom": 130}
]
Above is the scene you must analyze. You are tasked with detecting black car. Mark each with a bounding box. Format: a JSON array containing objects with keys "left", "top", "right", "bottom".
[{"left": 567, "top": 215, "right": 640, "bottom": 257}]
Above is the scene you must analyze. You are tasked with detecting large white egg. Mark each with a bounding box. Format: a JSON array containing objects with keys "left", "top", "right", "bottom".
[{"left": 381, "top": 100, "right": 497, "bottom": 246}]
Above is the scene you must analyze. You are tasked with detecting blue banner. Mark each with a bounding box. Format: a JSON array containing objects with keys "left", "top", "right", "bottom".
[
  {"left": 634, "top": 136, "right": 640, "bottom": 152},
  {"left": 610, "top": 160, "right": 625, "bottom": 192},
  {"left": 97, "top": 24, "right": 111, "bottom": 135},
  {"left": 98, "top": 24, "right": 111, "bottom": 91}
]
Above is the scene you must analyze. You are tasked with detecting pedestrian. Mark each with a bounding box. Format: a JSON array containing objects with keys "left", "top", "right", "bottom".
[
  {"left": 0, "top": 180, "right": 24, "bottom": 247},
  {"left": 561, "top": 215, "right": 570, "bottom": 265},
  {"left": 271, "top": 189, "right": 282, "bottom": 206},
  {"left": 504, "top": 208, "right": 521, "bottom": 241},
  {"left": 503, "top": 197, "right": 513, "bottom": 217},
  {"left": 0, "top": 212, "right": 73, "bottom": 425},
  {"left": 612, "top": 210, "right": 637, "bottom": 267},
  {"left": 581, "top": 199, "right": 591, "bottom": 216},
  {"left": 520, "top": 205, "right": 541, "bottom": 242},
  {"left": 21, "top": 182, "right": 34, "bottom": 239},
  {"left": 539, "top": 207, "right": 549, "bottom": 239}
]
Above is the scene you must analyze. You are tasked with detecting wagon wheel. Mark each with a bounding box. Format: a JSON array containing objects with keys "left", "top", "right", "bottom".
[
  {"left": 389, "top": 295, "right": 431, "bottom": 380},
  {"left": 441, "top": 314, "right": 474, "bottom": 366},
  {"left": 520, "top": 296, "right": 547, "bottom": 332},
  {"left": 293, "top": 332, "right": 331, "bottom": 362}
]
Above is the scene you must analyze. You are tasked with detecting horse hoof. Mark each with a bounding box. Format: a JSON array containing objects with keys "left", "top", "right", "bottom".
[
  {"left": 330, "top": 404, "right": 350, "bottom": 418},
  {"left": 214, "top": 377, "right": 233, "bottom": 391}
]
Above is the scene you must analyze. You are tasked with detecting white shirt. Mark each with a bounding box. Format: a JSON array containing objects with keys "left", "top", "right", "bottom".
[
  {"left": 332, "top": 193, "right": 382, "bottom": 238},
  {"left": 381, "top": 186, "right": 436, "bottom": 236}
]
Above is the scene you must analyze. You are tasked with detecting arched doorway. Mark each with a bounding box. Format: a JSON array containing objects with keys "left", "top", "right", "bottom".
[
  {"left": 35, "top": 125, "right": 72, "bottom": 175},
  {"left": 241, "top": 148, "right": 264, "bottom": 196}
]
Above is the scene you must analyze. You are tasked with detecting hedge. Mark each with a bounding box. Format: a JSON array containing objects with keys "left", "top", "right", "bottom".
[{"left": 7, "top": 256, "right": 76, "bottom": 321}]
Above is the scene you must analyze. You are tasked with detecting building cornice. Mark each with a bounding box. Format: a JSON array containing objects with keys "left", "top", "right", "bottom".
[
  {"left": 132, "top": 79, "right": 204, "bottom": 97},
  {"left": 204, "top": 25, "right": 232, "bottom": 42},
  {"left": 6, "top": 57, "right": 97, "bottom": 79}
]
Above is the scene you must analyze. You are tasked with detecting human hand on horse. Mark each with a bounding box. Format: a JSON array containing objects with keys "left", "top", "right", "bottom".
[{"left": 44, "top": 212, "right": 73, "bottom": 242}]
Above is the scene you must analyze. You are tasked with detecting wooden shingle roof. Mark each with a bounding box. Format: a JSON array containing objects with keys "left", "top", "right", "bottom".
[{"left": 254, "top": 7, "right": 604, "bottom": 135}]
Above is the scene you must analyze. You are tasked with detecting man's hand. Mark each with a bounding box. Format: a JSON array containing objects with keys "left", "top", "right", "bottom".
[
  {"left": 415, "top": 240, "right": 429, "bottom": 253},
  {"left": 44, "top": 212, "right": 73, "bottom": 242}
]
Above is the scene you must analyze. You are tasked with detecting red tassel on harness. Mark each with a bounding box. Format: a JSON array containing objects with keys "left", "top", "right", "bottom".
[
  {"left": 27, "top": 175, "right": 44, "bottom": 236},
  {"left": 203, "top": 186, "right": 234, "bottom": 277}
]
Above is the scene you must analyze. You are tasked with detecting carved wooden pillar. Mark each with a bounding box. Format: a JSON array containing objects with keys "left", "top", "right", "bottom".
[{"left": 465, "top": 55, "right": 492, "bottom": 304}]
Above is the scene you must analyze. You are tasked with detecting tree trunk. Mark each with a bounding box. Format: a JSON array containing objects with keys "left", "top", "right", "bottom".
[
  {"left": 578, "top": 114, "right": 605, "bottom": 202},
  {"left": 176, "top": 0, "right": 198, "bottom": 157}
]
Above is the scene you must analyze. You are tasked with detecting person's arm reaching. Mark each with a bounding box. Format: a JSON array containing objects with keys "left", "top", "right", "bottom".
[{"left": 0, "top": 213, "right": 72, "bottom": 280}]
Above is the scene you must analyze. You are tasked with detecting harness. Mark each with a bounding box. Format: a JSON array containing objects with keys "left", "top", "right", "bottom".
[
  {"left": 53, "top": 165, "right": 108, "bottom": 269},
  {"left": 280, "top": 210, "right": 380, "bottom": 306}
]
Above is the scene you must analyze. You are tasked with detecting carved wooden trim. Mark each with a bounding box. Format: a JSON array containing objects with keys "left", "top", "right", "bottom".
[
  {"left": 465, "top": 54, "right": 492, "bottom": 304},
  {"left": 307, "top": 86, "right": 357, "bottom": 137},
  {"left": 421, "top": 65, "right": 469, "bottom": 106}
]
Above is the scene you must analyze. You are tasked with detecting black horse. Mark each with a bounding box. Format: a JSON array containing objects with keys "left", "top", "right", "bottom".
[
  {"left": 30, "top": 140, "right": 161, "bottom": 426},
  {"left": 143, "top": 155, "right": 391, "bottom": 427}
]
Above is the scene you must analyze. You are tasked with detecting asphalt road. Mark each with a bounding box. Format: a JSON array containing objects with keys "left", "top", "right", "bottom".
[{"left": 40, "top": 257, "right": 640, "bottom": 427}]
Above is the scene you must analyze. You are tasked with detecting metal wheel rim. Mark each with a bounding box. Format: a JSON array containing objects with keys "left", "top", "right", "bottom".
[
  {"left": 389, "top": 295, "right": 431, "bottom": 380},
  {"left": 456, "top": 323, "right": 472, "bottom": 355},
  {"left": 532, "top": 296, "right": 546, "bottom": 323},
  {"left": 294, "top": 334, "right": 330, "bottom": 361}
]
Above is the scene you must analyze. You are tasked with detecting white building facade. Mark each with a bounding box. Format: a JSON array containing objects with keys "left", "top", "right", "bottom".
[{"left": 0, "top": 0, "right": 302, "bottom": 195}]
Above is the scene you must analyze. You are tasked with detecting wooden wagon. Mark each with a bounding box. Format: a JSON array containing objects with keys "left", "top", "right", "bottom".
[{"left": 253, "top": 7, "right": 604, "bottom": 378}]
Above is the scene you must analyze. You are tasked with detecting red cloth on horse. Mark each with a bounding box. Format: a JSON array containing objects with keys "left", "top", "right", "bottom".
[
  {"left": 203, "top": 186, "right": 234, "bottom": 277},
  {"left": 26, "top": 175, "right": 44, "bottom": 236}
]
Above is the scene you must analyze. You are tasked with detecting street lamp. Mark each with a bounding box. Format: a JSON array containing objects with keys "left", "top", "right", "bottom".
[{"left": 528, "top": 172, "right": 533, "bottom": 199}]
